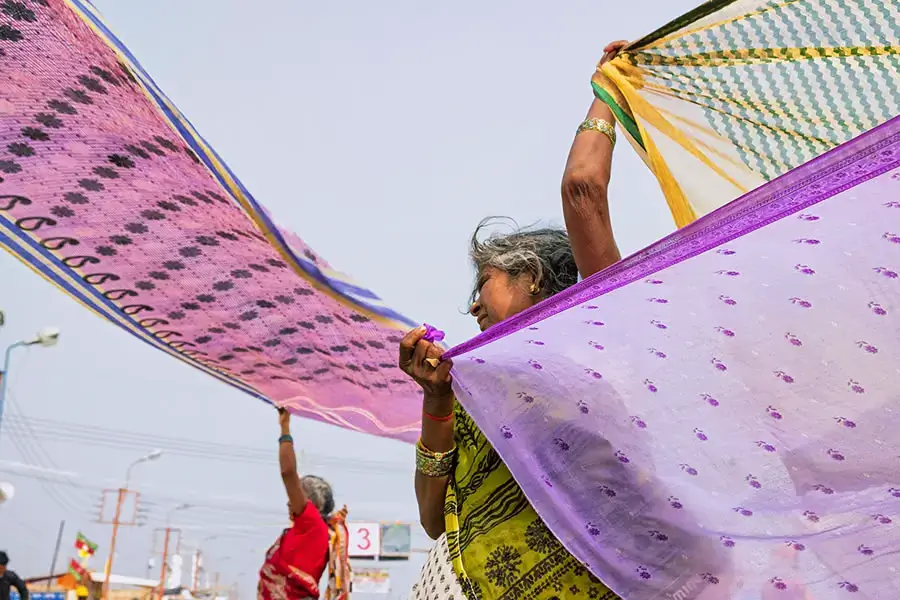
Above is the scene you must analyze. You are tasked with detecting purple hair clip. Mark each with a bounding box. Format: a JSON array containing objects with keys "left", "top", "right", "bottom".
[{"left": 422, "top": 324, "right": 445, "bottom": 343}]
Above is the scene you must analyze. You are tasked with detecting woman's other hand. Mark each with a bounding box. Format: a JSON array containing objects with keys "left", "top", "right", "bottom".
[
  {"left": 600, "top": 40, "right": 629, "bottom": 67},
  {"left": 399, "top": 326, "right": 454, "bottom": 402}
]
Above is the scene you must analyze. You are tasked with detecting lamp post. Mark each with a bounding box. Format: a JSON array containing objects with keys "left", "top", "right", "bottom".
[
  {"left": 0, "top": 327, "right": 60, "bottom": 446},
  {"left": 103, "top": 450, "right": 163, "bottom": 600},
  {"left": 125, "top": 449, "right": 163, "bottom": 489}
]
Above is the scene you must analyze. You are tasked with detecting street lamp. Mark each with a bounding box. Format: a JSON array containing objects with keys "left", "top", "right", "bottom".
[
  {"left": 125, "top": 449, "right": 163, "bottom": 488},
  {"left": 167, "top": 502, "right": 192, "bottom": 525},
  {"left": 0, "top": 326, "right": 61, "bottom": 445}
]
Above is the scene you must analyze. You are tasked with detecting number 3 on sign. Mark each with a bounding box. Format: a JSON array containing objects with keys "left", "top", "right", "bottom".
[
  {"left": 348, "top": 521, "right": 380, "bottom": 557},
  {"left": 357, "top": 527, "right": 371, "bottom": 550}
]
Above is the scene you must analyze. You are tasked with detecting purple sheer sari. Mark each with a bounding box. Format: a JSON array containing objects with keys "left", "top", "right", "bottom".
[{"left": 444, "top": 118, "right": 900, "bottom": 599}]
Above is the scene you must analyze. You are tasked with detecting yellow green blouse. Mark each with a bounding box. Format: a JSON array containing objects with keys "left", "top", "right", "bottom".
[{"left": 444, "top": 403, "right": 618, "bottom": 600}]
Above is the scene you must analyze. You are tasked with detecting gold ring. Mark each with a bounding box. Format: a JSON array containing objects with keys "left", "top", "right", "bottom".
[{"left": 425, "top": 358, "right": 440, "bottom": 368}]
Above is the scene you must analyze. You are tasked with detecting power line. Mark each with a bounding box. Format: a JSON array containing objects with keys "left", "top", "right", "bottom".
[
  {"left": 5, "top": 415, "right": 410, "bottom": 474},
  {"left": 3, "top": 397, "right": 95, "bottom": 516}
]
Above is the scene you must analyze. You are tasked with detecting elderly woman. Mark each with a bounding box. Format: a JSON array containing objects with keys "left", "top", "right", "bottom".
[
  {"left": 259, "top": 409, "right": 350, "bottom": 600},
  {"left": 401, "top": 44, "right": 627, "bottom": 600}
]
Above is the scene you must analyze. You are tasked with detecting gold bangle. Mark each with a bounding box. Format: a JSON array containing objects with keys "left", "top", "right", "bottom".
[
  {"left": 415, "top": 439, "right": 457, "bottom": 478},
  {"left": 576, "top": 117, "right": 616, "bottom": 147}
]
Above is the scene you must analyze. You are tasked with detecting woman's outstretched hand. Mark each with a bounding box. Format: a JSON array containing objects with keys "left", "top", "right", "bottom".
[
  {"left": 278, "top": 407, "right": 291, "bottom": 433},
  {"left": 399, "top": 326, "right": 453, "bottom": 401}
]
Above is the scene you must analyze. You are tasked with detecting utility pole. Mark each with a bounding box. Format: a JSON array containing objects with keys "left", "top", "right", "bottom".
[
  {"left": 97, "top": 488, "right": 140, "bottom": 600},
  {"left": 155, "top": 526, "right": 181, "bottom": 600},
  {"left": 191, "top": 548, "right": 201, "bottom": 595},
  {"left": 46, "top": 520, "right": 65, "bottom": 590}
]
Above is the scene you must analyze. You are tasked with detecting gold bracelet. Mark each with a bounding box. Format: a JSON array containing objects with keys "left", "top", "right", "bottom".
[
  {"left": 415, "top": 439, "right": 457, "bottom": 478},
  {"left": 576, "top": 117, "right": 616, "bottom": 147}
]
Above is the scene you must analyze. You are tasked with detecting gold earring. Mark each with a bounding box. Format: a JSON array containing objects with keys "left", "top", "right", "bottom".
[{"left": 529, "top": 283, "right": 540, "bottom": 295}]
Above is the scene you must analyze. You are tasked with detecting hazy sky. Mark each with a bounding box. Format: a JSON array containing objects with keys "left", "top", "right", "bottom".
[{"left": 0, "top": 0, "right": 697, "bottom": 597}]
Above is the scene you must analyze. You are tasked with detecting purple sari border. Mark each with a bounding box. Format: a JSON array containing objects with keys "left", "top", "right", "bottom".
[{"left": 444, "top": 115, "right": 900, "bottom": 359}]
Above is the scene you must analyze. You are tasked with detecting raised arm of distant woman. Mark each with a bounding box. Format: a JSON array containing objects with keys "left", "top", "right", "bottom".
[
  {"left": 278, "top": 408, "right": 309, "bottom": 513},
  {"left": 561, "top": 40, "right": 630, "bottom": 279}
]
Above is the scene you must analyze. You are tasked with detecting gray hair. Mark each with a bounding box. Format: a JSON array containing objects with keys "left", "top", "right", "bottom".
[
  {"left": 469, "top": 217, "right": 578, "bottom": 302},
  {"left": 301, "top": 475, "right": 335, "bottom": 519}
]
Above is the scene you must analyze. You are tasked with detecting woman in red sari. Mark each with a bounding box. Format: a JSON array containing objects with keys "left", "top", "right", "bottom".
[{"left": 258, "top": 409, "right": 337, "bottom": 600}]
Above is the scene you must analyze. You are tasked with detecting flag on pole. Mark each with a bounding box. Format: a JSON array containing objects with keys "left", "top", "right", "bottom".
[
  {"left": 68, "top": 559, "right": 89, "bottom": 583},
  {"left": 74, "top": 532, "right": 97, "bottom": 558}
]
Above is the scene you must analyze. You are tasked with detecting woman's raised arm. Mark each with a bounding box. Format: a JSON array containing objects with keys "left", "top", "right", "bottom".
[{"left": 561, "top": 41, "right": 629, "bottom": 279}]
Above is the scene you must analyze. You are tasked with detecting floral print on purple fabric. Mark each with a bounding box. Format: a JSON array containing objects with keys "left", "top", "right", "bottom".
[
  {"left": 785, "top": 333, "right": 803, "bottom": 346},
  {"left": 856, "top": 341, "right": 878, "bottom": 353},
  {"left": 553, "top": 438, "right": 570, "bottom": 451},
  {"left": 835, "top": 416, "right": 857, "bottom": 428},
  {"left": 774, "top": 370, "right": 795, "bottom": 383},
  {"left": 868, "top": 301, "right": 887, "bottom": 315},
  {"left": 647, "top": 530, "right": 669, "bottom": 542},
  {"left": 701, "top": 393, "right": 720, "bottom": 407},
  {"left": 770, "top": 577, "right": 788, "bottom": 590}
]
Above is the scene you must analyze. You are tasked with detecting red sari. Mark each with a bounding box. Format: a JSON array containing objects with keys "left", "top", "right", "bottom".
[{"left": 258, "top": 500, "right": 329, "bottom": 600}]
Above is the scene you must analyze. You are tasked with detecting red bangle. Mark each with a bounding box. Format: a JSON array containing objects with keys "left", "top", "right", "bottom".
[{"left": 423, "top": 410, "right": 454, "bottom": 423}]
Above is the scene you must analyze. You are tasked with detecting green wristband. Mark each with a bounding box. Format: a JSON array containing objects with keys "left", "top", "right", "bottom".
[{"left": 278, "top": 434, "right": 293, "bottom": 444}]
